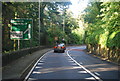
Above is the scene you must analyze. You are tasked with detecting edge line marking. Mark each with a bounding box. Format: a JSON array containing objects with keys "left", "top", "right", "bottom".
[
  {"left": 24, "top": 50, "right": 52, "bottom": 81},
  {"left": 67, "top": 49, "right": 103, "bottom": 81}
]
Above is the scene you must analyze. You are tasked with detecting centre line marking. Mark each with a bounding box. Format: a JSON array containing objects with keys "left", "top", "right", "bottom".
[{"left": 67, "top": 49, "right": 103, "bottom": 81}]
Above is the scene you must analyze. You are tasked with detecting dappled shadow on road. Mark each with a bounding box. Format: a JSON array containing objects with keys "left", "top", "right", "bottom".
[
  {"left": 32, "top": 66, "right": 81, "bottom": 74},
  {"left": 83, "top": 63, "right": 118, "bottom": 72},
  {"left": 82, "top": 63, "right": 119, "bottom": 80},
  {"left": 68, "top": 48, "right": 119, "bottom": 80}
]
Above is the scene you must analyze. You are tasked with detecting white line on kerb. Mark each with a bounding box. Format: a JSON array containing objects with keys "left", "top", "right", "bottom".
[
  {"left": 67, "top": 49, "right": 103, "bottom": 81},
  {"left": 24, "top": 51, "right": 52, "bottom": 81}
]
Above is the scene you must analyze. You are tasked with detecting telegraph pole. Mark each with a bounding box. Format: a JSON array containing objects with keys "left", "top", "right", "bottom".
[
  {"left": 63, "top": 18, "right": 65, "bottom": 33},
  {"left": 38, "top": 0, "right": 41, "bottom": 45}
]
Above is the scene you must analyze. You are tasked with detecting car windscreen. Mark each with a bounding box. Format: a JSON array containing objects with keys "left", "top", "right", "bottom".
[{"left": 58, "top": 43, "right": 65, "bottom": 47}]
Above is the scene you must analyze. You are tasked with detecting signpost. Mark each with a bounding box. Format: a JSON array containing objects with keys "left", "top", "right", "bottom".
[
  {"left": 10, "top": 18, "right": 33, "bottom": 50},
  {"left": 10, "top": 18, "right": 32, "bottom": 40}
]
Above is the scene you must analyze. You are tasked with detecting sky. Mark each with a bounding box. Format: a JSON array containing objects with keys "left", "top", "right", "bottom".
[{"left": 69, "top": 0, "right": 89, "bottom": 17}]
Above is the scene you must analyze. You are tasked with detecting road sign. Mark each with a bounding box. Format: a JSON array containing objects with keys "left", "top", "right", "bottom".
[
  {"left": 10, "top": 31, "right": 23, "bottom": 39},
  {"left": 54, "top": 37, "right": 58, "bottom": 41},
  {"left": 10, "top": 18, "right": 32, "bottom": 40}
]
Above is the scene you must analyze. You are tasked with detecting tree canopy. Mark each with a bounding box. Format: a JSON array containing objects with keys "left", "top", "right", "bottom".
[
  {"left": 2, "top": 2, "right": 81, "bottom": 52},
  {"left": 82, "top": 2, "right": 120, "bottom": 49}
]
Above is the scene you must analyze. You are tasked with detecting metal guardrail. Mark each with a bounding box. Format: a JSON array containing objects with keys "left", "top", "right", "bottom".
[{"left": 2, "top": 46, "right": 48, "bottom": 67}]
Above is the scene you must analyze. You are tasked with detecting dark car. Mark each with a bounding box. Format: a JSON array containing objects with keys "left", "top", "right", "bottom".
[{"left": 54, "top": 43, "right": 66, "bottom": 53}]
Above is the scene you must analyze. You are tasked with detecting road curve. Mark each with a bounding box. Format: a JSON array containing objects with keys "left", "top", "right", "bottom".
[{"left": 24, "top": 46, "right": 119, "bottom": 81}]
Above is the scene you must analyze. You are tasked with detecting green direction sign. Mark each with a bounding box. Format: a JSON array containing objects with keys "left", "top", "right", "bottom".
[{"left": 10, "top": 18, "right": 32, "bottom": 40}]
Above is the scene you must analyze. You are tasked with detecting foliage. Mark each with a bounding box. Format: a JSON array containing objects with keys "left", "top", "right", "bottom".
[
  {"left": 2, "top": 2, "right": 81, "bottom": 53},
  {"left": 107, "top": 31, "right": 120, "bottom": 48},
  {"left": 2, "top": 2, "right": 40, "bottom": 51},
  {"left": 82, "top": 2, "right": 120, "bottom": 63},
  {"left": 82, "top": 2, "right": 120, "bottom": 49}
]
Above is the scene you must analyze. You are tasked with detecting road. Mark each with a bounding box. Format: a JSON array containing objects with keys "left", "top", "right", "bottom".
[{"left": 25, "top": 46, "right": 119, "bottom": 81}]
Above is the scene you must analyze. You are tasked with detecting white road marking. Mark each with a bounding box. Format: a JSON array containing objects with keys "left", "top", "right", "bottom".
[
  {"left": 78, "top": 71, "right": 88, "bottom": 73},
  {"left": 39, "top": 60, "right": 44, "bottom": 62},
  {"left": 71, "top": 63, "right": 77, "bottom": 65},
  {"left": 80, "top": 62, "right": 83, "bottom": 64},
  {"left": 85, "top": 77, "right": 96, "bottom": 80},
  {"left": 33, "top": 71, "right": 41, "bottom": 74},
  {"left": 67, "top": 49, "right": 103, "bottom": 81},
  {"left": 28, "top": 78, "right": 37, "bottom": 80},
  {"left": 37, "top": 63, "right": 44, "bottom": 65},
  {"left": 35, "top": 66, "right": 42, "bottom": 69},
  {"left": 24, "top": 51, "right": 52, "bottom": 81},
  {"left": 33, "top": 70, "right": 54, "bottom": 74},
  {"left": 72, "top": 66, "right": 82, "bottom": 69},
  {"left": 94, "top": 72, "right": 100, "bottom": 76}
]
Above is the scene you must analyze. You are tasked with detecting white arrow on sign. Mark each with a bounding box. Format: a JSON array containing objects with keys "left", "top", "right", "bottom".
[{"left": 24, "top": 24, "right": 31, "bottom": 38}]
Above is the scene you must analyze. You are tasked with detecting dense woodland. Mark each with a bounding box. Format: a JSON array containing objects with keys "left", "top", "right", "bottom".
[
  {"left": 2, "top": 2, "right": 78, "bottom": 51},
  {"left": 83, "top": 2, "right": 120, "bottom": 63},
  {"left": 2, "top": 2, "right": 120, "bottom": 63}
]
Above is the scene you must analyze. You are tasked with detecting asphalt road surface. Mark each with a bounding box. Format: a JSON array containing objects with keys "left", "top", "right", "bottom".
[{"left": 25, "top": 46, "right": 119, "bottom": 81}]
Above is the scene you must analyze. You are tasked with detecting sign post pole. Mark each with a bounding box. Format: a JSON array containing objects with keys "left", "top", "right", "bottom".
[
  {"left": 18, "top": 39, "right": 20, "bottom": 50},
  {"left": 14, "top": 39, "right": 16, "bottom": 51},
  {"left": 13, "top": 15, "right": 16, "bottom": 51}
]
